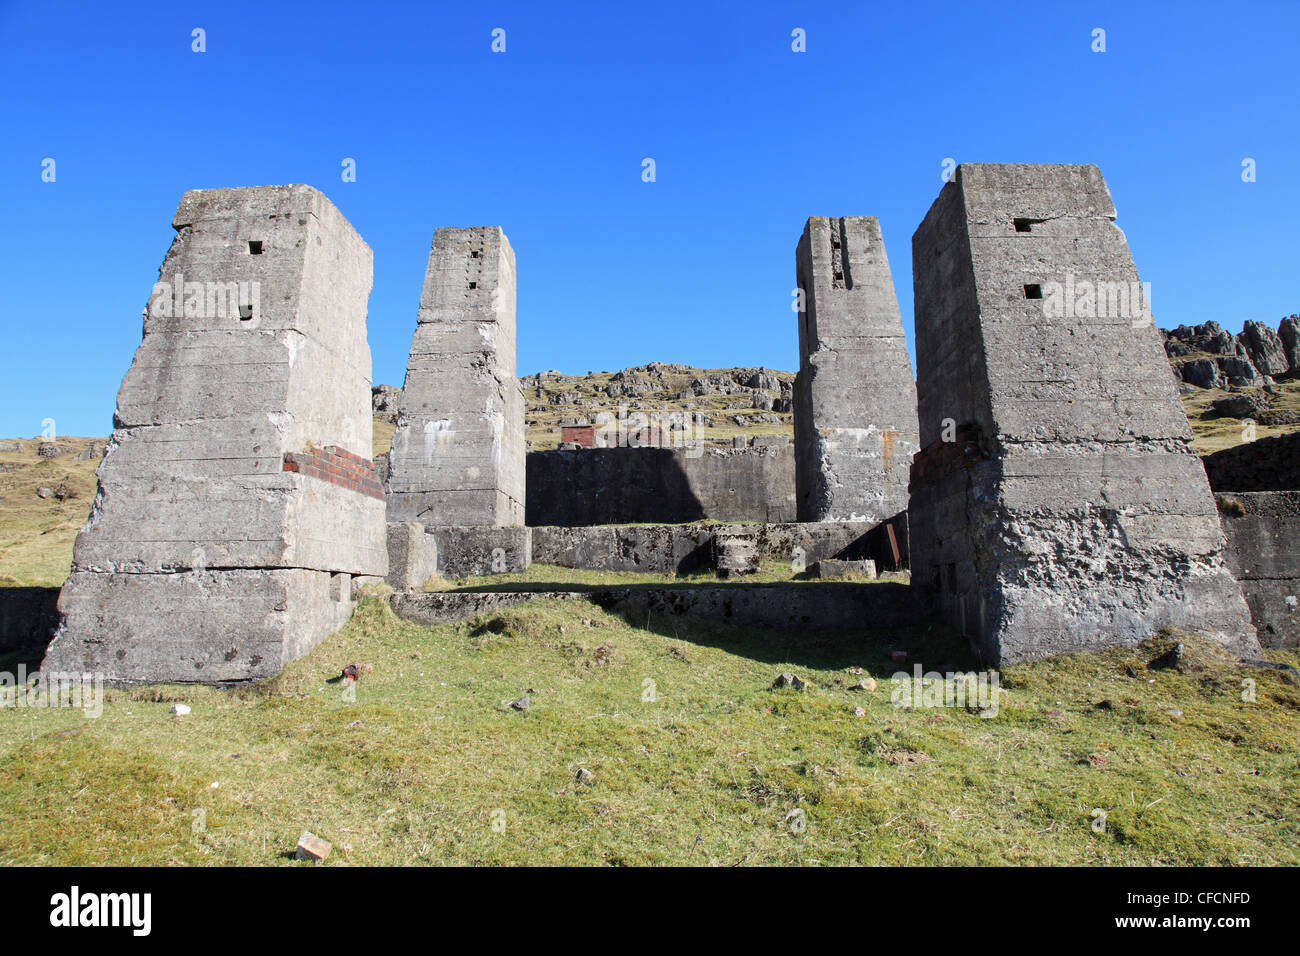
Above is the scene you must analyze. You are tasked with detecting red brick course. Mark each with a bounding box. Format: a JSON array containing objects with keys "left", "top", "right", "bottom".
[
  {"left": 908, "top": 424, "right": 989, "bottom": 490},
  {"left": 283, "top": 446, "right": 385, "bottom": 500}
]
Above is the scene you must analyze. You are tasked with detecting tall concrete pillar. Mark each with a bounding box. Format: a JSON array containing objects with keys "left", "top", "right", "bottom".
[
  {"left": 793, "top": 216, "right": 919, "bottom": 523},
  {"left": 908, "top": 163, "right": 1259, "bottom": 664},
  {"left": 42, "top": 185, "right": 388, "bottom": 684},
  {"left": 386, "top": 227, "right": 525, "bottom": 527}
]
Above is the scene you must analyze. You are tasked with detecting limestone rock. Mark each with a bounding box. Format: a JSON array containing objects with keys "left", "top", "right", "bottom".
[
  {"left": 371, "top": 384, "right": 403, "bottom": 423},
  {"left": 1179, "top": 358, "right": 1225, "bottom": 389},
  {"left": 1240, "top": 320, "right": 1290, "bottom": 377},
  {"left": 1210, "top": 394, "right": 1269, "bottom": 418},
  {"left": 1220, "top": 354, "right": 1262, "bottom": 387},
  {"left": 1279, "top": 316, "right": 1300, "bottom": 370}
]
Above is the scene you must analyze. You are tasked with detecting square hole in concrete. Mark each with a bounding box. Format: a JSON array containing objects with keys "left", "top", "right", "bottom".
[
  {"left": 469, "top": 281, "right": 477, "bottom": 289},
  {"left": 1023, "top": 283, "right": 1043, "bottom": 299},
  {"left": 238, "top": 304, "right": 254, "bottom": 321},
  {"left": 248, "top": 240, "right": 263, "bottom": 254}
]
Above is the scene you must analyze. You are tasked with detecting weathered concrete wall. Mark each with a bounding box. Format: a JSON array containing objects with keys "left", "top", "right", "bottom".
[
  {"left": 1216, "top": 492, "right": 1300, "bottom": 648},
  {"left": 421, "top": 526, "right": 531, "bottom": 579},
  {"left": 43, "top": 185, "right": 387, "bottom": 684},
  {"left": 909, "top": 163, "right": 1258, "bottom": 665},
  {"left": 793, "top": 217, "right": 919, "bottom": 522},
  {"left": 386, "top": 227, "right": 525, "bottom": 527},
  {"left": 390, "top": 583, "right": 922, "bottom": 632},
  {"left": 386, "top": 522, "right": 439, "bottom": 590},
  {"left": 530, "top": 521, "right": 877, "bottom": 574},
  {"left": 1203, "top": 432, "right": 1300, "bottom": 492},
  {"left": 526, "top": 444, "right": 795, "bottom": 526}
]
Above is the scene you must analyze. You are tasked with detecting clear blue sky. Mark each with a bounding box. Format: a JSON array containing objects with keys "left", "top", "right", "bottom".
[{"left": 2, "top": 0, "right": 1297, "bottom": 438}]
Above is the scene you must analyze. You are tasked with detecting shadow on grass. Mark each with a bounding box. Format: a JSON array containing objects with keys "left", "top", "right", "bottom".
[{"left": 592, "top": 592, "right": 974, "bottom": 676}]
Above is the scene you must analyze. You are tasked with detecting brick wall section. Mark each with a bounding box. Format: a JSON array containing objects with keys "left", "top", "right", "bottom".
[
  {"left": 283, "top": 446, "right": 385, "bottom": 500},
  {"left": 560, "top": 425, "right": 595, "bottom": 447}
]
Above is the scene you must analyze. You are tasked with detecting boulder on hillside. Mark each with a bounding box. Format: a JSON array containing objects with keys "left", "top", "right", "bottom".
[{"left": 1210, "top": 393, "right": 1270, "bottom": 418}]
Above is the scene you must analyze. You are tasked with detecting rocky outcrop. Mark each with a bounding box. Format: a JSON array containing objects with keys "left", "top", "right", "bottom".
[
  {"left": 371, "top": 384, "right": 402, "bottom": 423},
  {"left": 1240, "top": 320, "right": 1289, "bottom": 377},
  {"left": 1166, "top": 315, "right": 1300, "bottom": 389}
]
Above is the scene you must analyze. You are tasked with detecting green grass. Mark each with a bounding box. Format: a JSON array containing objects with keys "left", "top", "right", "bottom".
[
  {"left": 1180, "top": 378, "right": 1300, "bottom": 454},
  {"left": 2, "top": 600, "right": 1296, "bottom": 865},
  {"left": 0, "top": 438, "right": 100, "bottom": 587}
]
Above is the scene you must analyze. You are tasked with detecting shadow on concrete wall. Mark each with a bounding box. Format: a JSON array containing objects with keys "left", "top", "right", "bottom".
[
  {"left": 0, "top": 587, "right": 59, "bottom": 668},
  {"left": 595, "top": 587, "right": 967, "bottom": 672},
  {"left": 527, "top": 448, "right": 707, "bottom": 526},
  {"left": 856, "top": 512, "right": 910, "bottom": 572}
]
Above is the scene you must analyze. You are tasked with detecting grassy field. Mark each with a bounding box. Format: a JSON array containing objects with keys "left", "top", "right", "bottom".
[
  {"left": 0, "top": 438, "right": 102, "bottom": 588},
  {"left": 1, "top": 598, "right": 1295, "bottom": 865},
  {"left": 1181, "top": 378, "right": 1300, "bottom": 454}
]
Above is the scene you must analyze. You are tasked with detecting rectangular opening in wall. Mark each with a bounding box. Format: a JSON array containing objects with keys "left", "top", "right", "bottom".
[
  {"left": 471, "top": 250, "right": 480, "bottom": 258},
  {"left": 247, "top": 241, "right": 263, "bottom": 255},
  {"left": 238, "top": 304, "right": 253, "bottom": 321},
  {"left": 468, "top": 281, "right": 477, "bottom": 289},
  {"left": 1013, "top": 219, "right": 1033, "bottom": 233},
  {"left": 1023, "top": 283, "right": 1043, "bottom": 299}
]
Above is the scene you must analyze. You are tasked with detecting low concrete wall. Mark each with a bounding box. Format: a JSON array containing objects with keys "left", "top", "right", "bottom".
[
  {"left": 526, "top": 444, "right": 795, "bottom": 526},
  {"left": 531, "top": 521, "right": 878, "bottom": 574},
  {"left": 530, "top": 516, "right": 908, "bottom": 575},
  {"left": 390, "top": 583, "right": 922, "bottom": 632},
  {"left": 1217, "top": 491, "right": 1300, "bottom": 648},
  {"left": 422, "top": 526, "right": 531, "bottom": 579}
]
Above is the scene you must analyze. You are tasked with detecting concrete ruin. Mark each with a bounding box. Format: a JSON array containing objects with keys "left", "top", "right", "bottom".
[
  {"left": 793, "top": 216, "right": 919, "bottom": 523},
  {"left": 385, "top": 227, "right": 525, "bottom": 527},
  {"left": 41, "top": 185, "right": 388, "bottom": 683},
  {"left": 14, "top": 167, "right": 1288, "bottom": 684},
  {"left": 908, "top": 163, "right": 1260, "bottom": 664}
]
